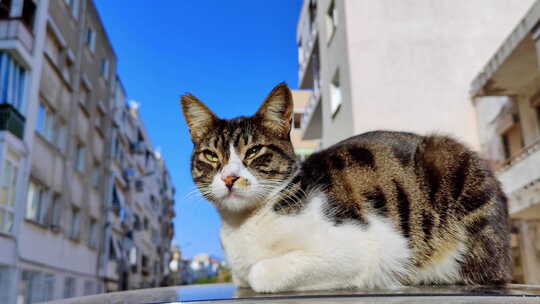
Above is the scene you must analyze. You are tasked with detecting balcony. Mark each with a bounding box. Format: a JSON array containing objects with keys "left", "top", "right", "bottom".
[
  {"left": 298, "top": 25, "right": 318, "bottom": 85},
  {"left": 0, "top": 18, "right": 34, "bottom": 54},
  {"left": 300, "top": 82, "right": 322, "bottom": 141},
  {"left": 0, "top": 103, "right": 25, "bottom": 139},
  {"left": 497, "top": 138, "right": 540, "bottom": 216}
]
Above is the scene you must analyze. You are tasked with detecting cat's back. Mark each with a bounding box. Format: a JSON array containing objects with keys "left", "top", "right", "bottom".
[{"left": 294, "top": 130, "right": 510, "bottom": 284}]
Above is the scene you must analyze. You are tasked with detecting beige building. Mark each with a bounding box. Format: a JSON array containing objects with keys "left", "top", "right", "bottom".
[
  {"left": 471, "top": 0, "right": 540, "bottom": 284},
  {"left": 0, "top": 0, "right": 175, "bottom": 303},
  {"left": 297, "top": 0, "right": 535, "bottom": 149}
]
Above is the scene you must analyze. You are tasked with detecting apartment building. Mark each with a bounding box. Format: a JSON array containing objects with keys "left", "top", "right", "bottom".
[
  {"left": 297, "top": 0, "right": 535, "bottom": 149},
  {"left": 101, "top": 83, "right": 175, "bottom": 292},
  {"left": 471, "top": 0, "right": 540, "bottom": 284},
  {"left": 0, "top": 0, "right": 175, "bottom": 302},
  {"left": 290, "top": 90, "right": 319, "bottom": 159}
]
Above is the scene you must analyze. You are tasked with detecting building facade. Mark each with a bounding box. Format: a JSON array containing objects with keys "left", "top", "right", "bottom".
[
  {"left": 0, "top": 1, "right": 175, "bottom": 303},
  {"left": 471, "top": 0, "right": 540, "bottom": 284},
  {"left": 297, "top": 0, "right": 535, "bottom": 149}
]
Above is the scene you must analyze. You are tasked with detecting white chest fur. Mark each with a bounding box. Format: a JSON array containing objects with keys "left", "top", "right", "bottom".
[{"left": 220, "top": 193, "right": 415, "bottom": 292}]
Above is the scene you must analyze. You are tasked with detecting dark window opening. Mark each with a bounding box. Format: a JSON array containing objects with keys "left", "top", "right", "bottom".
[
  {"left": 502, "top": 134, "right": 510, "bottom": 160},
  {"left": 293, "top": 112, "right": 302, "bottom": 129},
  {"left": 0, "top": 0, "right": 12, "bottom": 18},
  {"left": 21, "top": 0, "right": 36, "bottom": 30}
]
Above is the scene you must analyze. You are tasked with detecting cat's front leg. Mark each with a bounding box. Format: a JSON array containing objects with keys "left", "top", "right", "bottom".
[
  {"left": 232, "top": 271, "right": 250, "bottom": 288},
  {"left": 248, "top": 250, "right": 322, "bottom": 293}
]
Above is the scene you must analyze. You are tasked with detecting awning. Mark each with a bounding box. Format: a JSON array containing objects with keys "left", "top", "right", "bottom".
[{"left": 471, "top": 0, "right": 540, "bottom": 97}]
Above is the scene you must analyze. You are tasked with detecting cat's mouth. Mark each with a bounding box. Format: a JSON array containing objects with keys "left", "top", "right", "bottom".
[{"left": 224, "top": 190, "right": 244, "bottom": 199}]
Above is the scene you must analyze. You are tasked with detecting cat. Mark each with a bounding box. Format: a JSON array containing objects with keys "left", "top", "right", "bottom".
[{"left": 180, "top": 83, "right": 510, "bottom": 293}]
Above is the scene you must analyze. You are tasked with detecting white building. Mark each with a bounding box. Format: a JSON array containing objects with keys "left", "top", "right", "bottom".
[
  {"left": 297, "top": 0, "right": 535, "bottom": 149},
  {"left": 471, "top": 0, "right": 540, "bottom": 284}
]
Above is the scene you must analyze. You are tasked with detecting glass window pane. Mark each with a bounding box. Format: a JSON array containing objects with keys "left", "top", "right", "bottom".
[{"left": 25, "top": 183, "right": 37, "bottom": 220}]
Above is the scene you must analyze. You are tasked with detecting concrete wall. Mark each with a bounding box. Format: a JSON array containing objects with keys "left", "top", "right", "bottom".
[
  {"left": 338, "top": 0, "right": 535, "bottom": 150},
  {"left": 315, "top": 0, "right": 356, "bottom": 148}
]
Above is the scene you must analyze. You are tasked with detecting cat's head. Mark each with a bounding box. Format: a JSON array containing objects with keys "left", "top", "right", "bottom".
[{"left": 181, "top": 83, "right": 297, "bottom": 212}]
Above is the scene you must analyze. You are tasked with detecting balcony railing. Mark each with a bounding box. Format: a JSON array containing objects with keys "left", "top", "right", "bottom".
[
  {"left": 0, "top": 103, "right": 25, "bottom": 139},
  {"left": 498, "top": 137, "right": 540, "bottom": 173},
  {"left": 300, "top": 80, "right": 321, "bottom": 131},
  {"left": 298, "top": 24, "right": 318, "bottom": 84},
  {"left": 0, "top": 18, "right": 34, "bottom": 52}
]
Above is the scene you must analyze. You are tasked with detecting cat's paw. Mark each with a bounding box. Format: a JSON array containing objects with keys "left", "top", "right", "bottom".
[{"left": 248, "top": 260, "right": 288, "bottom": 293}]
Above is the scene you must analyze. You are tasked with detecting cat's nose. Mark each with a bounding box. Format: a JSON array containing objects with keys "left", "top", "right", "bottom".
[{"left": 223, "top": 176, "right": 239, "bottom": 190}]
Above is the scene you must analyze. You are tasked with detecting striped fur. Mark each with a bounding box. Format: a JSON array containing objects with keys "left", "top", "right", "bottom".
[{"left": 181, "top": 83, "right": 510, "bottom": 292}]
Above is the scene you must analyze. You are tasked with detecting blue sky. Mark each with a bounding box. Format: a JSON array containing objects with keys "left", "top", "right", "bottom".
[{"left": 94, "top": 0, "right": 303, "bottom": 259}]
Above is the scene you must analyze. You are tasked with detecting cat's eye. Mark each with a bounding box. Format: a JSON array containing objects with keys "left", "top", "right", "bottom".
[
  {"left": 203, "top": 150, "right": 219, "bottom": 162},
  {"left": 245, "top": 145, "right": 262, "bottom": 158}
]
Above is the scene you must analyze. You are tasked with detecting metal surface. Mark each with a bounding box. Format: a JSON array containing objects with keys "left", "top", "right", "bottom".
[{"left": 44, "top": 284, "right": 540, "bottom": 304}]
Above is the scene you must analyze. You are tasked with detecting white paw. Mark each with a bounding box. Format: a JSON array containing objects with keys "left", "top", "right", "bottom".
[{"left": 248, "top": 261, "right": 287, "bottom": 293}]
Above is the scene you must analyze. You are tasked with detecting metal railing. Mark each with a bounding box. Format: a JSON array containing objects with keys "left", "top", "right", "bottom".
[
  {"left": 0, "top": 103, "right": 25, "bottom": 139},
  {"left": 300, "top": 80, "right": 321, "bottom": 132},
  {"left": 498, "top": 137, "right": 540, "bottom": 173}
]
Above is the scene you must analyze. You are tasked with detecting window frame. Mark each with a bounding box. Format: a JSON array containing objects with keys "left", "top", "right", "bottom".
[
  {"left": 0, "top": 157, "right": 18, "bottom": 234},
  {"left": 330, "top": 69, "right": 342, "bottom": 117},
  {"left": 25, "top": 181, "right": 48, "bottom": 226}
]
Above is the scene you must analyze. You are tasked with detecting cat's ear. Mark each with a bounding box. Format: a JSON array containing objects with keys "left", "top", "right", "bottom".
[
  {"left": 255, "top": 82, "right": 293, "bottom": 138},
  {"left": 180, "top": 93, "right": 218, "bottom": 143}
]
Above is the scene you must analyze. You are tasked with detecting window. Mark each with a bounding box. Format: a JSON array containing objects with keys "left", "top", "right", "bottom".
[
  {"left": 151, "top": 227, "right": 159, "bottom": 245},
  {"left": 85, "top": 27, "right": 96, "bottom": 52},
  {"left": 74, "top": 143, "right": 86, "bottom": 172},
  {"left": 326, "top": 0, "right": 338, "bottom": 43},
  {"left": 91, "top": 162, "right": 100, "bottom": 188},
  {"left": 36, "top": 104, "right": 66, "bottom": 152},
  {"left": 0, "top": 266, "right": 11, "bottom": 303},
  {"left": 111, "top": 187, "right": 122, "bottom": 215},
  {"left": 79, "top": 82, "right": 90, "bottom": 107},
  {"left": 330, "top": 69, "right": 342, "bottom": 116},
  {"left": 43, "top": 274, "right": 56, "bottom": 302},
  {"left": 26, "top": 182, "right": 48, "bottom": 225},
  {"left": 83, "top": 280, "right": 95, "bottom": 296},
  {"left": 142, "top": 255, "right": 149, "bottom": 271},
  {"left": 88, "top": 218, "right": 97, "bottom": 249},
  {"left": 21, "top": 0, "right": 36, "bottom": 29},
  {"left": 536, "top": 105, "right": 540, "bottom": 133},
  {"left": 501, "top": 124, "right": 524, "bottom": 160},
  {"left": 44, "top": 33, "right": 61, "bottom": 66},
  {"left": 63, "top": 277, "right": 76, "bottom": 299},
  {"left": 18, "top": 270, "right": 55, "bottom": 303},
  {"left": 95, "top": 107, "right": 105, "bottom": 135},
  {"left": 19, "top": 270, "right": 40, "bottom": 304},
  {"left": 0, "top": 158, "right": 17, "bottom": 234},
  {"left": 133, "top": 214, "right": 141, "bottom": 230},
  {"left": 100, "top": 59, "right": 109, "bottom": 80},
  {"left": 293, "top": 112, "right": 303, "bottom": 129},
  {"left": 50, "top": 195, "right": 61, "bottom": 230},
  {"left": 0, "top": 0, "right": 10, "bottom": 18},
  {"left": 69, "top": 206, "right": 80, "bottom": 240},
  {"left": 129, "top": 247, "right": 138, "bottom": 273},
  {"left": 0, "top": 52, "right": 27, "bottom": 112},
  {"left": 62, "top": 54, "right": 74, "bottom": 83},
  {"left": 64, "top": 0, "right": 79, "bottom": 18},
  {"left": 143, "top": 217, "right": 149, "bottom": 230},
  {"left": 36, "top": 103, "right": 55, "bottom": 142},
  {"left": 56, "top": 121, "right": 67, "bottom": 153}
]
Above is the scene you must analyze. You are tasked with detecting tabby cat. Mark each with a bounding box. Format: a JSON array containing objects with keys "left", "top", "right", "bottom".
[{"left": 180, "top": 83, "right": 510, "bottom": 292}]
